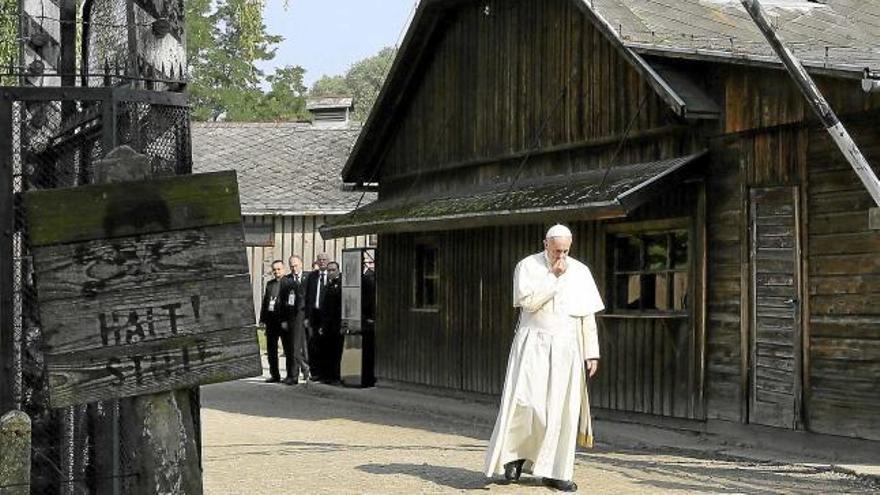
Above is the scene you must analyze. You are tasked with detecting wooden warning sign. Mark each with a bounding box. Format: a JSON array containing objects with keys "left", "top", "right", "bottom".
[{"left": 24, "top": 170, "right": 260, "bottom": 408}]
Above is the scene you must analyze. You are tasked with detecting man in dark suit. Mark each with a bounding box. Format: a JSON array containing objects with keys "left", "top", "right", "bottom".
[
  {"left": 280, "top": 255, "right": 309, "bottom": 384},
  {"left": 304, "top": 252, "right": 330, "bottom": 380},
  {"left": 361, "top": 259, "right": 376, "bottom": 387},
  {"left": 321, "top": 261, "right": 344, "bottom": 384},
  {"left": 259, "top": 260, "right": 294, "bottom": 383}
]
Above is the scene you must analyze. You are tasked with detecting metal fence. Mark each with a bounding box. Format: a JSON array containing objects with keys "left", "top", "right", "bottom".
[
  {"left": 2, "top": 0, "right": 186, "bottom": 90},
  {"left": 0, "top": 86, "right": 192, "bottom": 493}
]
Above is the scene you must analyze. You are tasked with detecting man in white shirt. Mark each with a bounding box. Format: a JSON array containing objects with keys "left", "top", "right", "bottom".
[
  {"left": 484, "top": 224, "right": 604, "bottom": 492},
  {"left": 259, "top": 260, "right": 292, "bottom": 383},
  {"left": 281, "top": 255, "right": 308, "bottom": 384}
]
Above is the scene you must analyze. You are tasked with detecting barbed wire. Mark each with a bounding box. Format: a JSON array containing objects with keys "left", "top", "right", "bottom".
[
  {"left": 0, "top": 71, "right": 186, "bottom": 85},
  {"left": 0, "top": 11, "right": 172, "bottom": 30},
  {"left": 0, "top": 470, "right": 141, "bottom": 489}
]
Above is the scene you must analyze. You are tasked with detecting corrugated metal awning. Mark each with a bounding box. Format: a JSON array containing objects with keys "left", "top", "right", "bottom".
[{"left": 321, "top": 151, "right": 706, "bottom": 239}]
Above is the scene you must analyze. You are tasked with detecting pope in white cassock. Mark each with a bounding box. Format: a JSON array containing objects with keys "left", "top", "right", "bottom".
[{"left": 484, "top": 224, "right": 604, "bottom": 492}]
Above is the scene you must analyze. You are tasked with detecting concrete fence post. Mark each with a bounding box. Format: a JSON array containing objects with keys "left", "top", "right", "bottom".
[{"left": 0, "top": 410, "right": 31, "bottom": 495}]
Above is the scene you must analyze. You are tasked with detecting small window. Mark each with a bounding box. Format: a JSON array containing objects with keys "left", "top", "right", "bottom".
[
  {"left": 611, "top": 230, "right": 689, "bottom": 313},
  {"left": 414, "top": 244, "right": 439, "bottom": 309},
  {"left": 243, "top": 221, "right": 274, "bottom": 246}
]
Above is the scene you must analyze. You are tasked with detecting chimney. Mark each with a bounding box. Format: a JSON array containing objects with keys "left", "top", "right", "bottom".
[{"left": 306, "top": 97, "right": 355, "bottom": 128}]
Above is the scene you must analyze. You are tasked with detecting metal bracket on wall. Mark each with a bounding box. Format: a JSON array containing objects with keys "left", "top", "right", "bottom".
[{"left": 869, "top": 207, "right": 880, "bottom": 230}]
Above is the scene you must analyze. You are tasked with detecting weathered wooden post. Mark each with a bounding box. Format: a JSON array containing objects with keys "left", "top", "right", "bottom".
[
  {"left": 741, "top": 0, "right": 880, "bottom": 211},
  {"left": 0, "top": 410, "right": 31, "bottom": 495},
  {"left": 93, "top": 146, "right": 201, "bottom": 494},
  {"left": 23, "top": 146, "right": 260, "bottom": 493}
]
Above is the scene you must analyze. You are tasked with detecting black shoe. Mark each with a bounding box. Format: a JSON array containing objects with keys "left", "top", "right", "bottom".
[
  {"left": 542, "top": 478, "right": 577, "bottom": 492},
  {"left": 282, "top": 377, "right": 297, "bottom": 385},
  {"left": 265, "top": 376, "right": 280, "bottom": 383},
  {"left": 503, "top": 459, "right": 525, "bottom": 481}
]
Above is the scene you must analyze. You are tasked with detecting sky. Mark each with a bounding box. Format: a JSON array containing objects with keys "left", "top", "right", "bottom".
[{"left": 258, "top": 0, "right": 419, "bottom": 88}]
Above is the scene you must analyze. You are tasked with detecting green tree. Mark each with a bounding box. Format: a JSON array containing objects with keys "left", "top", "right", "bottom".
[
  {"left": 310, "top": 46, "right": 397, "bottom": 122},
  {"left": 249, "top": 65, "right": 308, "bottom": 121},
  {"left": 310, "top": 74, "right": 348, "bottom": 97},
  {"left": 186, "top": 0, "right": 308, "bottom": 121},
  {"left": 0, "top": 0, "right": 17, "bottom": 85}
]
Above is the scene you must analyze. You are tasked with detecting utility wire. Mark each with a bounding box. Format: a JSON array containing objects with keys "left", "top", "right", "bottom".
[
  {"left": 501, "top": 64, "right": 581, "bottom": 202},
  {"left": 598, "top": 92, "right": 649, "bottom": 190}
]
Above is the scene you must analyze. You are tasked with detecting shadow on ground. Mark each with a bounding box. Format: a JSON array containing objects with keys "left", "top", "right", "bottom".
[
  {"left": 357, "top": 463, "right": 492, "bottom": 490},
  {"left": 355, "top": 463, "right": 580, "bottom": 491},
  {"left": 202, "top": 439, "right": 484, "bottom": 463},
  {"left": 576, "top": 448, "right": 878, "bottom": 494},
  {"left": 201, "top": 378, "right": 492, "bottom": 440}
]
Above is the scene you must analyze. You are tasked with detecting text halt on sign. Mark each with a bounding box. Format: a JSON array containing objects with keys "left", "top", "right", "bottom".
[{"left": 24, "top": 170, "right": 261, "bottom": 408}]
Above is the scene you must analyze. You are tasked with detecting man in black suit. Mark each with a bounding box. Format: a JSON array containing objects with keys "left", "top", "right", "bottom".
[
  {"left": 304, "top": 252, "right": 330, "bottom": 380},
  {"left": 259, "top": 260, "right": 294, "bottom": 383},
  {"left": 322, "top": 261, "right": 344, "bottom": 384},
  {"left": 361, "top": 258, "right": 376, "bottom": 387},
  {"left": 280, "top": 255, "right": 309, "bottom": 384}
]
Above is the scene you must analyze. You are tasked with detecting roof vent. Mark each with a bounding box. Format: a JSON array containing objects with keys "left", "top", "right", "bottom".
[{"left": 306, "top": 97, "right": 354, "bottom": 128}]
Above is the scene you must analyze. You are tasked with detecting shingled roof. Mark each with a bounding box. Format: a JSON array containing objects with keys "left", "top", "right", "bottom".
[
  {"left": 191, "top": 122, "right": 374, "bottom": 216},
  {"left": 597, "top": 0, "right": 880, "bottom": 75},
  {"left": 323, "top": 152, "right": 707, "bottom": 238}
]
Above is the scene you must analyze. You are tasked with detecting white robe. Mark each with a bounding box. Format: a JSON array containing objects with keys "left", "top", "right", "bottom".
[{"left": 484, "top": 252, "right": 604, "bottom": 481}]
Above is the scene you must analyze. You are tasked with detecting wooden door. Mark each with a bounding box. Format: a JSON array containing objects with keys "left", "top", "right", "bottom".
[{"left": 748, "top": 187, "right": 802, "bottom": 429}]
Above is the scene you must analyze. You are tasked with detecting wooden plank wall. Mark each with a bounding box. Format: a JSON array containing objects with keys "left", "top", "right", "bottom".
[
  {"left": 593, "top": 317, "right": 694, "bottom": 418},
  {"left": 704, "top": 126, "right": 807, "bottom": 422},
  {"left": 591, "top": 184, "right": 701, "bottom": 419},
  {"left": 377, "top": 187, "right": 702, "bottom": 419},
  {"left": 378, "top": 224, "right": 579, "bottom": 393},
  {"left": 244, "top": 214, "right": 373, "bottom": 322},
  {"left": 703, "top": 144, "right": 743, "bottom": 422},
  {"left": 380, "top": 0, "right": 675, "bottom": 197},
  {"left": 805, "top": 116, "right": 880, "bottom": 441},
  {"left": 703, "top": 61, "right": 880, "bottom": 436}
]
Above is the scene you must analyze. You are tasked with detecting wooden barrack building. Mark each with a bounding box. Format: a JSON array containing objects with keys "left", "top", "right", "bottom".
[{"left": 321, "top": 0, "right": 880, "bottom": 442}]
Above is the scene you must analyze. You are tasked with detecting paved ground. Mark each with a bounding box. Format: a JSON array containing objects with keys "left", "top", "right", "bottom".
[{"left": 201, "top": 378, "right": 878, "bottom": 494}]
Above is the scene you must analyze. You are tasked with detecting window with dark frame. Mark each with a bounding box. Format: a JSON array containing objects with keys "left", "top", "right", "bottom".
[
  {"left": 611, "top": 230, "right": 689, "bottom": 313},
  {"left": 414, "top": 244, "right": 439, "bottom": 309}
]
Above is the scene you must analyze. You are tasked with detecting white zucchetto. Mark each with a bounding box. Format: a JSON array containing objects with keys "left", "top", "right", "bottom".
[{"left": 545, "top": 224, "right": 573, "bottom": 239}]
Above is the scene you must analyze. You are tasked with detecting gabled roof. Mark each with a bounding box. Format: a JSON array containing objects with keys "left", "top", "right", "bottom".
[
  {"left": 342, "top": 0, "right": 878, "bottom": 183},
  {"left": 191, "top": 122, "right": 375, "bottom": 216}
]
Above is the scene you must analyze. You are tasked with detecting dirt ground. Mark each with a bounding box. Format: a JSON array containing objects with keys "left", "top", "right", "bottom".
[{"left": 200, "top": 378, "right": 877, "bottom": 494}]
